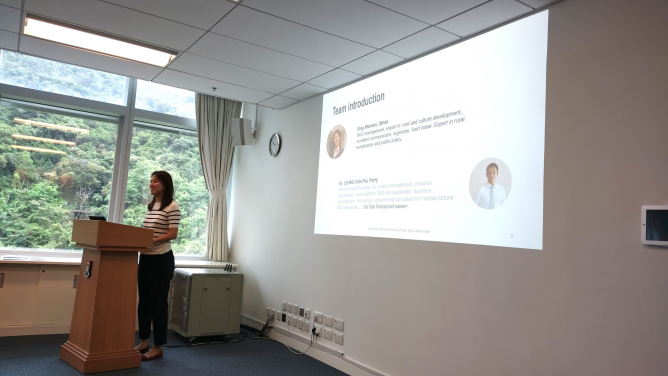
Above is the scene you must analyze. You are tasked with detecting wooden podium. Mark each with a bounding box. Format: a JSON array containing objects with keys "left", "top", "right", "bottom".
[{"left": 60, "top": 220, "right": 153, "bottom": 374}]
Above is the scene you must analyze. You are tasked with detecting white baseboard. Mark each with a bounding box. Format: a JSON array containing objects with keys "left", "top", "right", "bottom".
[
  {"left": 241, "top": 314, "right": 386, "bottom": 376},
  {"left": 0, "top": 324, "right": 70, "bottom": 337}
]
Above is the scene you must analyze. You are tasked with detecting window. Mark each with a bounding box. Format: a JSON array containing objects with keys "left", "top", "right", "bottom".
[
  {"left": 0, "top": 105, "right": 117, "bottom": 250},
  {"left": 0, "top": 50, "right": 128, "bottom": 105},
  {"left": 136, "top": 80, "right": 196, "bottom": 119},
  {"left": 0, "top": 50, "right": 211, "bottom": 258},
  {"left": 123, "top": 126, "right": 207, "bottom": 255}
]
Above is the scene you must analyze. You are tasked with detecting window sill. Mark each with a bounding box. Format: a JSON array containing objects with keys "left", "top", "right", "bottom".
[{"left": 0, "top": 250, "right": 235, "bottom": 269}]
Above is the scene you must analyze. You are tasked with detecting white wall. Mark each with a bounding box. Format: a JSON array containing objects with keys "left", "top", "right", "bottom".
[{"left": 229, "top": 0, "right": 668, "bottom": 374}]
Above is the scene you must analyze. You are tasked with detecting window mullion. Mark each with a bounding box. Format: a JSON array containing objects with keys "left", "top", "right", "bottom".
[{"left": 108, "top": 78, "right": 137, "bottom": 223}]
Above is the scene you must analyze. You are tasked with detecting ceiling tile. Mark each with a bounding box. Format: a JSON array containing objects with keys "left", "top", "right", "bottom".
[
  {"left": 19, "top": 36, "right": 162, "bottom": 80},
  {"left": 307, "top": 69, "right": 361, "bottom": 89},
  {"left": 189, "top": 32, "right": 332, "bottom": 82},
  {"left": 0, "top": 5, "right": 21, "bottom": 33},
  {"left": 0, "top": 30, "right": 18, "bottom": 51},
  {"left": 382, "top": 27, "right": 459, "bottom": 58},
  {"left": 366, "top": 0, "right": 487, "bottom": 25},
  {"left": 259, "top": 95, "right": 298, "bottom": 109},
  {"left": 168, "top": 53, "right": 300, "bottom": 94},
  {"left": 436, "top": 0, "right": 532, "bottom": 37},
  {"left": 340, "top": 51, "right": 403, "bottom": 76},
  {"left": 280, "top": 83, "right": 327, "bottom": 101},
  {"left": 520, "top": 0, "right": 561, "bottom": 8},
  {"left": 0, "top": 0, "right": 21, "bottom": 9},
  {"left": 25, "top": 0, "right": 205, "bottom": 51},
  {"left": 155, "top": 69, "right": 274, "bottom": 103},
  {"left": 211, "top": 6, "right": 373, "bottom": 66},
  {"left": 240, "top": 0, "right": 428, "bottom": 48},
  {"left": 104, "top": 0, "right": 236, "bottom": 29}
]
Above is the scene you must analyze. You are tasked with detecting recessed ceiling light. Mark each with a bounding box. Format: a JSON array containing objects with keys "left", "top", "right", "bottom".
[
  {"left": 12, "top": 134, "right": 76, "bottom": 146},
  {"left": 11, "top": 145, "right": 66, "bottom": 155},
  {"left": 23, "top": 15, "right": 178, "bottom": 67},
  {"left": 14, "top": 118, "right": 89, "bottom": 134}
]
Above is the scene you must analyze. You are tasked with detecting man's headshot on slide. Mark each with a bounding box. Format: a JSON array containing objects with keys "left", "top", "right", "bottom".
[{"left": 474, "top": 163, "right": 507, "bottom": 209}]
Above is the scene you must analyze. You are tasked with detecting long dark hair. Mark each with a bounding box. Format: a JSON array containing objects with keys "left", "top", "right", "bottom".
[
  {"left": 147, "top": 171, "right": 174, "bottom": 211},
  {"left": 329, "top": 129, "right": 342, "bottom": 156}
]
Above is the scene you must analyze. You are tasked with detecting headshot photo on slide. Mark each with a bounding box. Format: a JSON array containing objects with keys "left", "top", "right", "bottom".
[
  {"left": 326, "top": 125, "right": 347, "bottom": 159},
  {"left": 469, "top": 158, "right": 512, "bottom": 210}
]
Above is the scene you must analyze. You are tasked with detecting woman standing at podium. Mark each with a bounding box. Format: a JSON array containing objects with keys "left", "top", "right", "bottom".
[{"left": 135, "top": 171, "right": 180, "bottom": 361}]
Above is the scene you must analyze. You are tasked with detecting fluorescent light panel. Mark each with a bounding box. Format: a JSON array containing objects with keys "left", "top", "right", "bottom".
[
  {"left": 11, "top": 145, "right": 66, "bottom": 155},
  {"left": 23, "top": 15, "right": 178, "bottom": 67},
  {"left": 12, "top": 134, "right": 76, "bottom": 146},
  {"left": 14, "top": 118, "right": 89, "bottom": 134}
]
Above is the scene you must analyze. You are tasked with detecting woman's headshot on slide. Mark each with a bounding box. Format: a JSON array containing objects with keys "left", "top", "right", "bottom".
[{"left": 326, "top": 125, "right": 346, "bottom": 159}]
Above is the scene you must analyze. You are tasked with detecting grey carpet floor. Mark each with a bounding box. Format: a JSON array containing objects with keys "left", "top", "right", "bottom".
[{"left": 0, "top": 328, "right": 347, "bottom": 376}]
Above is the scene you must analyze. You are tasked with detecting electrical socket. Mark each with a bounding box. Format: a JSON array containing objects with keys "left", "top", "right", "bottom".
[
  {"left": 313, "top": 325, "right": 322, "bottom": 336},
  {"left": 314, "top": 312, "right": 323, "bottom": 323},
  {"left": 281, "top": 313, "right": 286, "bottom": 322},
  {"left": 298, "top": 319, "right": 304, "bottom": 329},
  {"left": 292, "top": 316, "right": 298, "bottom": 327},
  {"left": 304, "top": 309, "right": 311, "bottom": 319},
  {"left": 282, "top": 301, "right": 287, "bottom": 311},
  {"left": 333, "top": 332, "right": 344, "bottom": 345},
  {"left": 292, "top": 305, "right": 299, "bottom": 314},
  {"left": 287, "top": 315, "right": 291, "bottom": 325},
  {"left": 299, "top": 307, "right": 305, "bottom": 317},
  {"left": 304, "top": 322, "right": 310, "bottom": 332},
  {"left": 334, "top": 318, "right": 344, "bottom": 331},
  {"left": 323, "top": 315, "right": 334, "bottom": 327},
  {"left": 323, "top": 328, "right": 333, "bottom": 341},
  {"left": 266, "top": 307, "right": 272, "bottom": 317},
  {"left": 287, "top": 303, "right": 293, "bottom": 312},
  {"left": 271, "top": 309, "right": 276, "bottom": 318}
]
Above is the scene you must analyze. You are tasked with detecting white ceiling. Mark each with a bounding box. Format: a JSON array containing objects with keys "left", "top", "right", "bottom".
[{"left": 0, "top": 0, "right": 561, "bottom": 109}]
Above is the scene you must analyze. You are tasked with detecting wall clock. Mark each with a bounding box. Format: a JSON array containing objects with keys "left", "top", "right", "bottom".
[{"left": 269, "top": 133, "right": 281, "bottom": 157}]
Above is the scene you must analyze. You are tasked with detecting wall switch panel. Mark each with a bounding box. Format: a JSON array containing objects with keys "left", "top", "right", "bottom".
[
  {"left": 323, "top": 328, "right": 333, "bottom": 341},
  {"left": 299, "top": 307, "right": 305, "bottom": 317},
  {"left": 292, "top": 305, "right": 299, "bottom": 314},
  {"left": 314, "top": 312, "right": 323, "bottom": 323},
  {"left": 314, "top": 325, "right": 322, "bottom": 335},
  {"left": 292, "top": 316, "right": 298, "bottom": 327},
  {"left": 333, "top": 332, "right": 344, "bottom": 345},
  {"left": 287, "top": 315, "right": 292, "bottom": 325},
  {"left": 298, "top": 319, "right": 304, "bottom": 329},
  {"left": 334, "top": 318, "right": 344, "bottom": 331},
  {"left": 281, "top": 313, "right": 286, "bottom": 322},
  {"left": 283, "top": 301, "right": 288, "bottom": 311},
  {"left": 304, "top": 309, "right": 311, "bottom": 319},
  {"left": 323, "top": 315, "right": 334, "bottom": 327},
  {"left": 304, "top": 322, "right": 310, "bottom": 332},
  {"left": 287, "top": 303, "right": 293, "bottom": 312},
  {"left": 266, "top": 307, "right": 272, "bottom": 317}
]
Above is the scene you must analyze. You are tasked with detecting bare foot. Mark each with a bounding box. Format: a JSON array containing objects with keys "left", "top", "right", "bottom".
[
  {"left": 144, "top": 345, "right": 162, "bottom": 358},
  {"left": 135, "top": 339, "right": 150, "bottom": 352}
]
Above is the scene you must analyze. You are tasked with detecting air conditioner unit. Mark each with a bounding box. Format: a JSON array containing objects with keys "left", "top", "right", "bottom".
[
  {"left": 169, "top": 268, "right": 243, "bottom": 338},
  {"left": 231, "top": 118, "right": 253, "bottom": 146}
]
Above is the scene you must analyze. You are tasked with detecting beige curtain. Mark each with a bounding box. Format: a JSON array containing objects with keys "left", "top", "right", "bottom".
[{"left": 196, "top": 94, "right": 242, "bottom": 261}]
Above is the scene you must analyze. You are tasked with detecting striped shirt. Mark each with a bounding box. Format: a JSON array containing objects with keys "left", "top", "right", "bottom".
[{"left": 142, "top": 201, "right": 180, "bottom": 255}]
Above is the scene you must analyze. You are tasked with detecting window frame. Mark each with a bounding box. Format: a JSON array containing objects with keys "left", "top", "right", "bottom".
[{"left": 0, "top": 76, "right": 208, "bottom": 260}]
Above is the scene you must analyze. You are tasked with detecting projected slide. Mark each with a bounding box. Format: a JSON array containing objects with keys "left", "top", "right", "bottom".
[{"left": 314, "top": 11, "right": 548, "bottom": 250}]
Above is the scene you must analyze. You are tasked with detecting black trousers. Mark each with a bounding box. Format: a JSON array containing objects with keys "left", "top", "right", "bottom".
[{"left": 138, "top": 250, "right": 175, "bottom": 346}]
